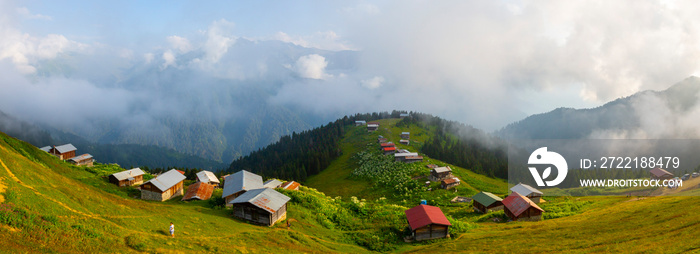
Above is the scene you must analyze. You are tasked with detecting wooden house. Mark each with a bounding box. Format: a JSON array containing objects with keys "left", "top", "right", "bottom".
[
  {"left": 196, "top": 170, "right": 220, "bottom": 188},
  {"left": 400, "top": 139, "right": 409, "bottom": 145},
  {"left": 503, "top": 192, "right": 544, "bottom": 221},
  {"left": 394, "top": 152, "right": 419, "bottom": 162},
  {"left": 472, "top": 192, "right": 503, "bottom": 213},
  {"left": 383, "top": 146, "right": 397, "bottom": 155},
  {"left": 355, "top": 120, "right": 366, "bottom": 126},
  {"left": 280, "top": 181, "right": 301, "bottom": 190},
  {"left": 109, "top": 168, "right": 145, "bottom": 187},
  {"left": 367, "top": 122, "right": 379, "bottom": 132},
  {"left": 230, "top": 188, "right": 291, "bottom": 226},
  {"left": 181, "top": 182, "right": 215, "bottom": 201},
  {"left": 399, "top": 113, "right": 409, "bottom": 118},
  {"left": 401, "top": 132, "right": 410, "bottom": 139},
  {"left": 650, "top": 167, "right": 674, "bottom": 180},
  {"left": 377, "top": 138, "right": 388, "bottom": 143},
  {"left": 440, "top": 178, "right": 460, "bottom": 189},
  {"left": 263, "top": 179, "right": 284, "bottom": 189},
  {"left": 140, "top": 169, "right": 186, "bottom": 201},
  {"left": 426, "top": 164, "right": 438, "bottom": 169},
  {"left": 405, "top": 204, "right": 451, "bottom": 241},
  {"left": 68, "top": 154, "right": 94, "bottom": 167},
  {"left": 49, "top": 144, "right": 77, "bottom": 160},
  {"left": 403, "top": 156, "right": 423, "bottom": 163},
  {"left": 222, "top": 170, "right": 263, "bottom": 207},
  {"left": 510, "top": 183, "right": 543, "bottom": 203},
  {"left": 380, "top": 142, "right": 395, "bottom": 148},
  {"left": 429, "top": 166, "right": 453, "bottom": 182}
]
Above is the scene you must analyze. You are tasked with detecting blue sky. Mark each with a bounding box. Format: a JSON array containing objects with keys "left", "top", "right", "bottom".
[{"left": 3, "top": 0, "right": 700, "bottom": 131}]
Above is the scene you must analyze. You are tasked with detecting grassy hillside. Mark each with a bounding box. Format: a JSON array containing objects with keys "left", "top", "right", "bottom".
[{"left": 3, "top": 116, "right": 700, "bottom": 253}]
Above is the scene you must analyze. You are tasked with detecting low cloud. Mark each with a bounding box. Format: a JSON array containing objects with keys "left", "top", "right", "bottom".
[
  {"left": 294, "top": 54, "right": 331, "bottom": 80},
  {"left": 361, "top": 76, "right": 384, "bottom": 89}
]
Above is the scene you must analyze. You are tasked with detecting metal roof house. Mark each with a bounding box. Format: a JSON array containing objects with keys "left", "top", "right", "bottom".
[
  {"left": 181, "top": 182, "right": 215, "bottom": 201},
  {"left": 394, "top": 152, "right": 419, "bottom": 162},
  {"left": 400, "top": 139, "right": 410, "bottom": 145},
  {"left": 405, "top": 204, "right": 451, "bottom": 241},
  {"left": 401, "top": 132, "right": 410, "bottom": 139},
  {"left": 399, "top": 113, "right": 409, "bottom": 118},
  {"left": 67, "top": 154, "right": 94, "bottom": 167},
  {"left": 263, "top": 179, "right": 284, "bottom": 189},
  {"left": 230, "top": 188, "right": 291, "bottom": 226},
  {"left": 110, "top": 168, "right": 146, "bottom": 187},
  {"left": 222, "top": 170, "right": 264, "bottom": 206},
  {"left": 429, "top": 166, "right": 453, "bottom": 182},
  {"left": 196, "top": 170, "right": 220, "bottom": 187},
  {"left": 140, "top": 169, "right": 186, "bottom": 201},
  {"left": 355, "top": 120, "right": 366, "bottom": 126},
  {"left": 472, "top": 192, "right": 504, "bottom": 213},
  {"left": 39, "top": 146, "right": 51, "bottom": 152},
  {"left": 503, "top": 192, "right": 544, "bottom": 221},
  {"left": 367, "top": 123, "right": 379, "bottom": 132},
  {"left": 280, "top": 181, "right": 301, "bottom": 190},
  {"left": 383, "top": 146, "right": 397, "bottom": 155},
  {"left": 510, "top": 183, "right": 543, "bottom": 203},
  {"left": 49, "top": 144, "right": 77, "bottom": 160},
  {"left": 650, "top": 167, "right": 674, "bottom": 180},
  {"left": 440, "top": 178, "right": 460, "bottom": 189}
]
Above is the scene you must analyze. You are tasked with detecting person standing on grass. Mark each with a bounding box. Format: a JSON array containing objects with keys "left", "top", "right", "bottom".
[{"left": 170, "top": 222, "right": 175, "bottom": 238}]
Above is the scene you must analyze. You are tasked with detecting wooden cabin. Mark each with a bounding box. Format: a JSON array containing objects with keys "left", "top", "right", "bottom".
[
  {"left": 109, "top": 168, "right": 145, "bottom": 187},
  {"left": 181, "top": 182, "right": 215, "bottom": 201},
  {"left": 140, "top": 169, "right": 186, "bottom": 201},
  {"left": 196, "top": 170, "right": 221, "bottom": 188},
  {"left": 404, "top": 156, "right": 423, "bottom": 163},
  {"left": 401, "top": 132, "right": 410, "bottom": 139},
  {"left": 399, "top": 113, "right": 409, "bottom": 118},
  {"left": 222, "top": 170, "right": 263, "bottom": 207},
  {"left": 503, "top": 192, "right": 544, "bottom": 221},
  {"left": 650, "top": 167, "right": 674, "bottom": 180},
  {"left": 383, "top": 146, "right": 397, "bottom": 155},
  {"left": 263, "top": 179, "right": 284, "bottom": 189},
  {"left": 280, "top": 181, "right": 301, "bottom": 190},
  {"left": 510, "top": 183, "right": 543, "bottom": 203},
  {"left": 355, "top": 120, "right": 366, "bottom": 126},
  {"left": 429, "top": 166, "right": 453, "bottom": 182},
  {"left": 440, "top": 178, "right": 460, "bottom": 189},
  {"left": 394, "top": 152, "right": 419, "bottom": 162},
  {"left": 68, "top": 154, "right": 94, "bottom": 167},
  {"left": 426, "top": 164, "right": 438, "bottom": 169},
  {"left": 380, "top": 142, "right": 395, "bottom": 148},
  {"left": 472, "top": 192, "right": 503, "bottom": 213},
  {"left": 49, "top": 144, "right": 77, "bottom": 160},
  {"left": 377, "top": 138, "right": 388, "bottom": 143},
  {"left": 400, "top": 139, "right": 409, "bottom": 145},
  {"left": 230, "top": 188, "right": 291, "bottom": 226},
  {"left": 367, "top": 123, "right": 379, "bottom": 132},
  {"left": 405, "top": 204, "right": 451, "bottom": 241}
]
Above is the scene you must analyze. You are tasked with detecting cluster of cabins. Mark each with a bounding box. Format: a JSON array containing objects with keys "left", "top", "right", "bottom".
[
  {"left": 106, "top": 167, "right": 299, "bottom": 226},
  {"left": 471, "top": 183, "right": 544, "bottom": 221},
  {"left": 428, "top": 165, "right": 461, "bottom": 190},
  {"left": 39, "top": 143, "right": 95, "bottom": 167},
  {"left": 372, "top": 130, "right": 424, "bottom": 164}
]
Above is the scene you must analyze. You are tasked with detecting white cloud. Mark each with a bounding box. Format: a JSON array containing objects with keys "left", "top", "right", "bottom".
[
  {"left": 16, "top": 7, "right": 51, "bottom": 20},
  {"left": 161, "top": 50, "right": 176, "bottom": 69},
  {"left": 143, "top": 53, "right": 154, "bottom": 64},
  {"left": 273, "top": 31, "right": 355, "bottom": 51},
  {"left": 202, "top": 19, "right": 236, "bottom": 63},
  {"left": 361, "top": 76, "right": 384, "bottom": 89},
  {"left": 166, "top": 35, "right": 192, "bottom": 53},
  {"left": 294, "top": 54, "right": 330, "bottom": 79},
  {"left": 343, "top": 3, "right": 380, "bottom": 15}
]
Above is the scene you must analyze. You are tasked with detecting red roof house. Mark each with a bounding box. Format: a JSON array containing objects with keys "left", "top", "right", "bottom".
[
  {"left": 181, "top": 182, "right": 215, "bottom": 201},
  {"left": 405, "top": 204, "right": 451, "bottom": 241},
  {"left": 503, "top": 192, "right": 544, "bottom": 221}
]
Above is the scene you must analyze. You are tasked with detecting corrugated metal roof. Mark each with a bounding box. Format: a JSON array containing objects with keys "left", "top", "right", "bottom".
[
  {"left": 280, "top": 181, "right": 300, "bottom": 190},
  {"left": 510, "top": 183, "right": 543, "bottom": 196},
  {"left": 472, "top": 192, "right": 503, "bottom": 207},
  {"left": 263, "top": 179, "right": 283, "bottom": 189},
  {"left": 402, "top": 132, "right": 410, "bottom": 135},
  {"left": 355, "top": 120, "right": 366, "bottom": 123},
  {"left": 404, "top": 204, "right": 451, "bottom": 230},
  {"left": 405, "top": 156, "right": 423, "bottom": 160},
  {"left": 54, "top": 144, "right": 77, "bottom": 153},
  {"left": 111, "top": 168, "right": 146, "bottom": 181},
  {"left": 394, "top": 152, "right": 418, "bottom": 158},
  {"left": 380, "top": 142, "right": 394, "bottom": 147},
  {"left": 196, "top": 171, "right": 220, "bottom": 184},
  {"left": 433, "top": 166, "right": 452, "bottom": 173},
  {"left": 222, "top": 170, "right": 263, "bottom": 198},
  {"left": 143, "top": 169, "right": 186, "bottom": 192},
  {"left": 367, "top": 124, "right": 379, "bottom": 127},
  {"left": 39, "top": 146, "right": 51, "bottom": 152},
  {"left": 68, "top": 154, "right": 93, "bottom": 162},
  {"left": 181, "top": 182, "right": 215, "bottom": 201},
  {"left": 650, "top": 167, "right": 673, "bottom": 177},
  {"left": 230, "top": 188, "right": 291, "bottom": 214},
  {"left": 383, "top": 147, "right": 396, "bottom": 151},
  {"left": 442, "top": 178, "right": 459, "bottom": 185},
  {"left": 502, "top": 192, "right": 543, "bottom": 217}
]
